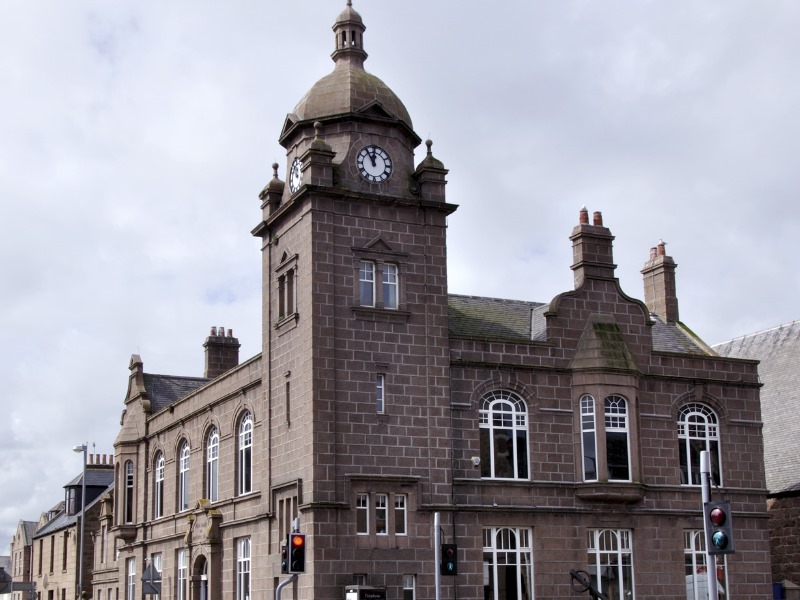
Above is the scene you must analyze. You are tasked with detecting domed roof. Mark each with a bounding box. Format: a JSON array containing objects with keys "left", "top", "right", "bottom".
[
  {"left": 292, "top": 67, "right": 413, "bottom": 129},
  {"left": 288, "top": 1, "right": 413, "bottom": 132}
]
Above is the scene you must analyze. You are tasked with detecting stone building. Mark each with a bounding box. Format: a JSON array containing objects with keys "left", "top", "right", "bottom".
[
  {"left": 103, "top": 3, "right": 771, "bottom": 599},
  {"left": 31, "top": 456, "right": 113, "bottom": 600},
  {"left": 8, "top": 520, "right": 37, "bottom": 600},
  {"left": 715, "top": 322, "right": 800, "bottom": 598}
]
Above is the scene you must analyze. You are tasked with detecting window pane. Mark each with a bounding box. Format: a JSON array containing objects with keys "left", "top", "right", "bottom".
[
  {"left": 376, "top": 494, "right": 388, "bottom": 535},
  {"left": 359, "top": 261, "right": 375, "bottom": 306},
  {"left": 383, "top": 264, "right": 398, "bottom": 309},
  {"left": 356, "top": 493, "right": 368, "bottom": 534}
]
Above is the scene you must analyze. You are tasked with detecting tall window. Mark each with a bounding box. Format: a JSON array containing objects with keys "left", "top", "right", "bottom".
[
  {"left": 479, "top": 390, "right": 529, "bottom": 480},
  {"left": 394, "top": 495, "right": 407, "bottom": 536},
  {"left": 678, "top": 403, "right": 721, "bottom": 486},
  {"left": 382, "top": 264, "right": 398, "bottom": 309},
  {"left": 125, "top": 558, "right": 136, "bottom": 600},
  {"left": 237, "top": 538, "right": 251, "bottom": 600},
  {"left": 206, "top": 427, "right": 219, "bottom": 502},
  {"left": 238, "top": 412, "right": 253, "bottom": 495},
  {"left": 604, "top": 395, "right": 630, "bottom": 481},
  {"left": 375, "top": 494, "right": 388, "bottom": 535},
  {"left": 580, "top": 395, "right": 598, "bottom": 481},
  {"left": 376, "top": 374, "right": 385, "bottom": 414},
  {"left": 587, "top": 529, "right": 634, "bottom": 600},
  {"left": 178, "top": 442, "right": 190, "bottom": 512},
  {"left": 356, "top": 493, "right": 369, "bottom": 535},
  {"left": 150, "top": 554, "right": 162, "bottom": 600},
  {"left": 124, "top": 461, "right": 135, "bottom": 523},
  {"left": 482, "top": 527, "right": 533, "bottom": 600},
  {"left": 176, "top": 549, "right": 187, "bottom": 600},
  {"left": 154, "top": 453, "right": 164, "bottom": 519},
  {"left": 359, "top": 261, "right": 375, "bottom": 306},
  {"left": 684, "top": 530, "right": 727, "bottom": 600},
  {"left": 278, "top": 269, "right": 295, "bottom": 319}
]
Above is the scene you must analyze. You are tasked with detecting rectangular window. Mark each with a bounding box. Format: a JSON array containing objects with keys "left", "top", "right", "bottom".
[
  {"left": 124, "top": 461, "right": 135, "bottom": 523},
  {"left": 177, "top": 549, "right": 187, "bottom": 600},
  {"left": 375, "top": 494, "right": 388, "bottom": 535},
  {"left": 402, "top": 575, "right": 415, "bottom": 600},
  {"left": 62, "top": 532, "right": 68, "bottom": 571},
  {"left": 237, "top": 538, "right": 251, "bottom": 600},
  {"left": 49, "top": 537, "right": 54, "bottom": 574},
  {"left": 394, "top": 495, "right": 407, "bottom": 536},
  {"left": 382, "top": 264, "right": 398, "bottom": 309},
  {"left": 604, "top": 396, "right": 630, "bottom": 482},
  {"left": 151, "top": 553, "right": 162, "bottom": 600},
  {"left": 359, "top": 261, "right": 375, "bottom": 306},
  {"left": 356, "top": 493, "right": 369, "bottom": 535},
  {"left": 278, "top": 269, "right": 295, "bottom": 319},
  {"left": 587, "top": 529, "right": 634, "bottom": 600},
  {"left": 126, "top": 558, "right": 136, "bottom": 600},
  {"left": 684, "top": 530, "right": 727, "bottom": 600},
  {"left": 376, "top": 374, "right": 385, "bottom": 413},
  {"left": 580, "top": 395, "right": 597, "bottom": 481}
]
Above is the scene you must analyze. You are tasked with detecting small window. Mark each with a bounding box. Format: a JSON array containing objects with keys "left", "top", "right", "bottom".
[
  {"left": 376, "top": 374, "right": 385, "bottom": 413},
  {"left": 359, "top": 261, "right": 375, "bottom": 307},
  {"left": 375, "top": 494, "right": 388, "bottom": 535},
  {"left": 382, "top": 264, "right": 398, "bottom": 309},
  {"left": 402, "top": 575, "right": 415, "bottom": 600},
  {"left": 356, "top": 493, "right": 369, "bottom": 535},
  {"left": 394, "top": 495, "right": 407, "bottom": 536}
]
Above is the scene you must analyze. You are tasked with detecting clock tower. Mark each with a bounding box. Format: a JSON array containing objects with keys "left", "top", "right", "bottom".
[{"left": 252, "top": 2, "right": 457, "bottom": 596}]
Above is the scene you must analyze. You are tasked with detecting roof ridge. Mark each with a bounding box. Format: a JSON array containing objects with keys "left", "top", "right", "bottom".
[{"left": 714, "top": 319, "right": 800, "bottom": 348}]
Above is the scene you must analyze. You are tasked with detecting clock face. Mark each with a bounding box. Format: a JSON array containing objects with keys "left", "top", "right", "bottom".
[
  {"left": 356, "top": 145, "right": 393, "bottom": 182},
  {"left": 289, "top": 157, "right": 302, "bottom": 193}
]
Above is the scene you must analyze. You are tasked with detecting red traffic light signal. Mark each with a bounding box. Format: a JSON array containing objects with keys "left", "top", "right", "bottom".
[
  {"left": 288, "top": 534, "right": 306, "bottom": 573},
  {"left": 704, "top": 501, "right": 735, "bottom": 555}
]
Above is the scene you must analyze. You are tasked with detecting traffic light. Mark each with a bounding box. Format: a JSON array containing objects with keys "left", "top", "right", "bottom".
[
  {"left": 704, "top": 501, "right": 735, "bottom": 555},
  {"left": 288, "top": 533, "right": 306, "bottom": 573},
  {"left": 280, "top": 541, "right": 289, "bottom": 574},
  {"left": 440, "top": 544, "right": 458, "bottom": 576}
]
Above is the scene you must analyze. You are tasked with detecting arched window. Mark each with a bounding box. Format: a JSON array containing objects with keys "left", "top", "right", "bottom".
[
  {"left": 678, "top": 403, "right": 721, "bottom": 486},
  {"left": 206, "top": 427, "right": 219, "bottom": 502},
  {"left": 153, "top": 453, "right": 164, "bottom": 519},
  {"left": 604, "top": 395, "right": 630, "bottom": 482},
  {"left": 178, "top": 442, "right": 190, "bottom": 512},
  {"left": 123, "top": 461, "right": 134, "bottom": 523},
  {"left": 479, "top": 390, "right": 529, "bottom": 479},
  {"left": 482, "top": 527, "right": 533, "bottom": 600},
  {"left": 238, "top": 412, "right": 253, "bottom": 495}
]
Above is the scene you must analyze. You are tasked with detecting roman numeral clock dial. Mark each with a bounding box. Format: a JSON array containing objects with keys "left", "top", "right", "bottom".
[{"left": 356, "top": 145, "right": 393, "bottom": 182}]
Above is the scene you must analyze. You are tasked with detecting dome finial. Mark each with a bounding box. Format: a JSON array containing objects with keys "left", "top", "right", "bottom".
[{"left": 332, "top": 0, "right": 367, "bottom": 68}]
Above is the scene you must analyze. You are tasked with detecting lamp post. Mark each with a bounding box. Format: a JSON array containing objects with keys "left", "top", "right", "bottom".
[{"left": 73, "top": 443, "right": 88, "bottom": 600}]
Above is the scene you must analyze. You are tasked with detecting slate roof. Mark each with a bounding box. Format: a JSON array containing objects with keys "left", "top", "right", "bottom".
[
  {"left": 33, "top": 484, "right": 111, "bottom": 538},
  {"left": 448, "top": 294, "right": 712, "bottom": 356},
  {"left": 714, "top": 321, "right": 800, "bottom": 495},
  {"left": 65, "top": 467, "right": 115, "bottom": 489},
  {"left": 143, "top": 373, "right": 210, "bottom": 413}
]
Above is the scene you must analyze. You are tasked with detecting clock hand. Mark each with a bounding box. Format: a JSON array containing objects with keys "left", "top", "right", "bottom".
[{"left": 368, "top": 147, "right": 377, "bottom": 167}]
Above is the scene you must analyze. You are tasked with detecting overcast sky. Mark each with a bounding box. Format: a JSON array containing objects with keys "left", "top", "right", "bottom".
[{"left": 2, "top": 0, "right": 799, "bottom": 551}]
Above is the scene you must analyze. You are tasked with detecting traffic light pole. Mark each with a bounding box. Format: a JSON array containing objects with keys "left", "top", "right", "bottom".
[
  {"left": 434, "top": 512, "right": 442, "bottom": 600},
  {"left": 275, "top": 574, "right": 297, "bottom": 600},
  {"left": 701, "top": 451, "right": 719, "bottom": 600}
]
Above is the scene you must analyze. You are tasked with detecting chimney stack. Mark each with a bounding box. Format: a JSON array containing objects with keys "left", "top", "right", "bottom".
[
  {"left": 570, "top": 206, "right": 617, "bottom": 289},
  {"left": 203, "top": 326, "right": 241, "bottom": 378},
  {"left": 641, "top": 240, "right": 679, "bottom": 322}
]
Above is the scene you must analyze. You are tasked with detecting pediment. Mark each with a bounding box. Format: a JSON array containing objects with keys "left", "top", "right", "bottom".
[
  {"left": 357, "top": 100, "right": 395, "bottom": 120},
  {"left": 363, "top": 235, "right": 395, "bottom": 253},
  {"left": 280, "top": 113, "right": 299, "bottom": 139}
]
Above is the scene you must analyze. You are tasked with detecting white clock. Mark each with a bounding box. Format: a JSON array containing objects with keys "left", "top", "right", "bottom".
[
  {"left": 289, "top": 157, "right": 302, "bottom": 193},
  {"left": 356, "top": 145, "right": 393, "bottom": 182}
]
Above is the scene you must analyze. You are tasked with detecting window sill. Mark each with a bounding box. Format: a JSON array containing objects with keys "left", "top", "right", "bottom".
[
  {"left": 352, "top": 306, "right": 410, "bottom": 324},
  {"left": 574, "top": 482, "right": 645, "bottom": 503},
  {"left": 275, "top": 312, "right": 299, "bottom": 333}
]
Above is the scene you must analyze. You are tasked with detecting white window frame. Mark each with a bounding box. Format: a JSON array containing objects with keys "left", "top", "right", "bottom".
[
  {"left": 482, "top": 527, "right": 533, "bottom": 600},
  {"left": 206, "top": 427, "right": 219, "bottom": 502},
  {"left": 239, "top": 412, "right": 253, "bottom": 495},
  {"left": 678, "top": 403, "right": 721, "bottom": 486},
  {"left": 375, "top": 494, "right": 388, "bottom": 535},
  {"left": 359, "top": 261, "right": 375, "bottom": 307},
  {"left": 176, "top": 549, "right": 187, "bottom": 600},
  {"left": 684, "top": 530, "right": 727, "bottom": 600},
  {"left": 125, "top": 558, "right": 136, "bottom": 600},
  {"left": 382, "top": 263, "right": 398, "bottom": 309},
  {"left": 580, "top": 394, "right": 598, "bottom": 481},
  {"left": 376, "top": 374, "right": 385, "bottom": 414},
  {"left": 402, "top": 575, "right": 415, "bottom": 600},
  {"left": 154, "top": 454, "right": 164, "bottom": 519},
  {"left": 394, "top": 495, "right": 407, "bottom": 536},
  {"left": 150, "top": 553, "right": 162, "bottom": 600},
  {"left": 604, "top": 395, "right": 631, "bottom": 482},
  {"left": 356, "top": 493, "right": 369, "bottom": 535},
  {"left": 178, "top": 442, "right": 190, "bottom": 512},
  {"left": 587, "top": 529, "right": 634, "bottom": 600},
  {"left": 237, "top": 538, "right": 251, "bottom": 600},
  {"left": 479, "top": 390, "right": 529, "bottom": 480},
  {"left": 124, "top": 461, "right": 135, "bottom": 524}
]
